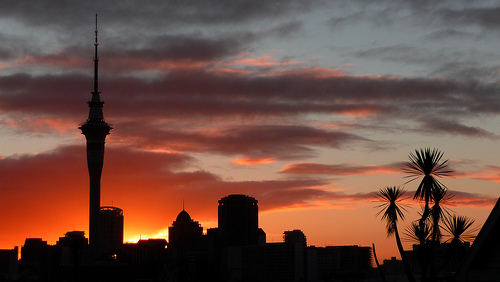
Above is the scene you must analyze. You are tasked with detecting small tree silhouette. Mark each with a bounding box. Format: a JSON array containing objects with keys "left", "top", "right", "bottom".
[{"left": 376, "top": 186, "right": 416, "bottom": 282}]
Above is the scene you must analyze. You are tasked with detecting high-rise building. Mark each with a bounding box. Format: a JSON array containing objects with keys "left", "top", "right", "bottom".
[
  {"left": 168, "top": 209, "right": 203, "bottom": 250},
  {"left": 100, "top": 206, "right": 124, "bottom": 252},
  {"left": 218, "top": 194, "right": 259, "bottom": 247},
  {"left": 168, "top": 209, "right": 207, "bottom": 281},
  {"left": 79, "top": 15, "right": 112, "bottom": 248}
]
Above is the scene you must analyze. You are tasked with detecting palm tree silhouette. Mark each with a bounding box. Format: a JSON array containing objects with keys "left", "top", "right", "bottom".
[
  {"left": 376, "top": 186, "right": 416, "bottom": 282},
  {"left": 404, "top": 148, "right": 452, "bottom": 224},
  {"left": 405, "top": 221, "right": 431, "bottom": 246},
  {"left": 403, "top": 148, "right": 452, "bottom": 282},
  {"left": 443, "top": 215, "right": 476, "bottom": 244},
  {"left": 429, "top": 188, "right": 452, "bottom": 242},
  {"left": 443, "top": 215, "right": 476, "bottom": 258},
  {"left": 436, "top": 215, "right": 477, "bottom": 276}
]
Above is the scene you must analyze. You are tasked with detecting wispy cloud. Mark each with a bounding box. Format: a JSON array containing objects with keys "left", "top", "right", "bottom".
[{"left": 279, "top": 162, "right": 402, "bottom": 175}]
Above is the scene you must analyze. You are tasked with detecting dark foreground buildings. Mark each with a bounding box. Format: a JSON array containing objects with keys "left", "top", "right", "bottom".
[{"left": 7, "top": 194, "right": 373, "bottom": 282}]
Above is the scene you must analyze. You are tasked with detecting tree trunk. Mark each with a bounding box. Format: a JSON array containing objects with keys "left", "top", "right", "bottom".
[
  {"left": 394, "top": 224, "right": 416, "bottom": 282},
  {"left": 372, "top": 243, "right": 388, "bottom": 282}
]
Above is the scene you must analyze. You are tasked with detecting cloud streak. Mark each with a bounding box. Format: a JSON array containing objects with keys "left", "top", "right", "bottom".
[{"left": 279, "top": 162, "right": 402, "bottom": 175}]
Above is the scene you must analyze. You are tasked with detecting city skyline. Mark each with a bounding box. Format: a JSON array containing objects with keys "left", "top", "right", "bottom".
[{"left": 1, "top": 1, "right": 500, "bottom": 262}]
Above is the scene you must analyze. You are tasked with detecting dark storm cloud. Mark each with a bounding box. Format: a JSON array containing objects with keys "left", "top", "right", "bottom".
[
  {"left": 423, "top": 29, "right": 481, "bottom": 41},
  {"left": 431, "top": 62, "right": 500, "bottom": 83},
  {"left": 352, "top": 45, "right": 460, "bottom": 66},
  {"left": 351, "top": 44, "right": 500, "bottom": 75},
  {"left": 0, "top": 33, "right": 36, "bottom": 60},
  {"left": 115, "top": 123, "right": 366, "bottom": 160},
  {"left": 2, "top": 66, "right": 500, "bottom": 140},
  {"left": 5, "top": 23, "right": 301, "bottom": 73},
  {"left": 0, "top": 73, "right": 88, "bottom": 118},
  {"left": 403, "top": 1, "right": 500, "bottom": 31},
  {"left": 107, "top": 34, "right": 248, "bottom": 63},
  {"left": 437, "top": 7, "right": 500, "bottom": 30},
  {"left": 420, "top": 118, "right": 497, "bottom": 138},
  {"left": 101, "top": 21, "right": 302, "bottom": 65},
  {"left": 326, "top": 1, "right": 500, "bottom": 33},
  {"left": 0, "top": 35, "right": 17, "bottom": 60},
  {"left": 108, "top": 68, "right": 454, "bottom": 102},
  {"left": 264, "top": 21, "right": 303, "bottom": 38},
  {"left": 0, "top": 0, "right": 315, "bottom": 31},
  {"left": 104, "top": 69, "right": 500, "bottom": 129},
  {"left": 326, "top": 12, "right": 364, "bottom": 29}
]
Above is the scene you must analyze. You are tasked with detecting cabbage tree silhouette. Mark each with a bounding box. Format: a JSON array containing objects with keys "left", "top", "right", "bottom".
[
  {"left": 403, "top": 148, "right": 453, "bottom": 282},
  {"left": 376, "top": 186, "right": 416, "bottom": 282}
]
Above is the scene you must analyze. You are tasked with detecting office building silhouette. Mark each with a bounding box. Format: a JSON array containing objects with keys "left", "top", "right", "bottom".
[
  {"left": 99, "top": 206, "right": 124, "bottom": 254},
  {"left": 168, "top": 209, "right": 208, "bottom": 281},
  {"left": 218, "top": 194, "right": 259, "bottom": 247}
]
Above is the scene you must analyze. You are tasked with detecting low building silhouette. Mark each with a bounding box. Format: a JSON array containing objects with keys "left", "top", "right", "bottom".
[
  {"left": 0, "top": 247, "right": 18, "bottom": 281},
  {"left": 309, "top": 245, "right": 372, "bottom": 282},
  {"left": 265, "top": 230, "right": 308, "bottom": 282},
  {"left": 19, "top": 238, "right": 53, "bottom": 281}
]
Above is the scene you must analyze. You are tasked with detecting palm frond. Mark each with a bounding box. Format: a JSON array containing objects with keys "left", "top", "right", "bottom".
[
  {"left": 442, "top": 215, "right": 478, "bottom": 243},
  {"left": 404, "top": 221, "right": 431, "bottom": 244},
  {"left": 375, "top": 186, "right": 408, "bottom": 236},
  {"left": 402, "top": 148, "right": 453, "bottom": 202}
]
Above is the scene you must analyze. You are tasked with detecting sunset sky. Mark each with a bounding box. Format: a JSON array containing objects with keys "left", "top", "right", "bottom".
[{"left": 1, "top": 0, "right": 500, "bottom": 262}]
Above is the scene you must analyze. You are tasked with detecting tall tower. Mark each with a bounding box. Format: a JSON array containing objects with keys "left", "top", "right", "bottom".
[{"left": 79, "top": 14, "right": 112, "bottom": 248}]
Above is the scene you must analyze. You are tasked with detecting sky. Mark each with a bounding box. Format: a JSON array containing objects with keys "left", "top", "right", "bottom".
[{"left": 1, "top": 0, "right": 500, "bottom": 262}]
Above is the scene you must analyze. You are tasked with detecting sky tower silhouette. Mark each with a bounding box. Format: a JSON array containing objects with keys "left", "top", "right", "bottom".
[{"left": 79, "top": 14, "right": 112, "bottom": 249}]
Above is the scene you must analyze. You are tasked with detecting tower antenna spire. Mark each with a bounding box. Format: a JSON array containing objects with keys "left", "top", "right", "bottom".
[{"left": 93, "top": 13, "right": 99, "bottom": 98}]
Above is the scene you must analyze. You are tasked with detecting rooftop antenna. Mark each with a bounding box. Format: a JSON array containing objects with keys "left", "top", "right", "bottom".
[{"left": 183, "top": 199, "right": 185, "bottom": 211}]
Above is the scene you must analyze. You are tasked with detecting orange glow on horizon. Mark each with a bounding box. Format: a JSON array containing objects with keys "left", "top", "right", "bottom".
[{"left": 125, "top": 228, "right": 169, "bottom": 244}]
